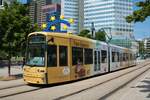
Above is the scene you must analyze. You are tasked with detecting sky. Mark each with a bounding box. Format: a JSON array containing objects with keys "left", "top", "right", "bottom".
[{"left": 133, "top": 0, "right": 150, "bottom": 40}]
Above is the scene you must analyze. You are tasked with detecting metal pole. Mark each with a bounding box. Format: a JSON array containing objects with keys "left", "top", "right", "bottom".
[
  {"left": 91, "top": 22, "right": 95, "bottom": 38},
  {"left": 100, "top": 27, "right": 112, "bottom": 72},
  {"left": 107, "top": 28, "right": 111, "bottom": 72},
  {"left": 8, "top": 42, "right": 11, "bottom": 76}
]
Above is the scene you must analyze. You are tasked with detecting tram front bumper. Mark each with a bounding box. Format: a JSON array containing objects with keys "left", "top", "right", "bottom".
[
  {"left": 23, "top": 73, "right": 46, "bottom": 84},
  {"left": 23, "top": 69, "right": 47, "bottom": 84}
]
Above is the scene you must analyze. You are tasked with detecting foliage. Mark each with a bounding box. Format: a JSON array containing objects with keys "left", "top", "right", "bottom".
[
  {"left": 0, "top": 1, "right": 40, "bottom": 57},
  {"left": 78, "top": 29, "right": 106, "bottom": 41},
  {"left": 95, "top": 30, "right": 106, "bottom": 41},
  {"left": 126, "top": 0, "right": 150, "bottom": 23},
  {"left": 138, "top": 41, "right": 145, "bottom": 54},
  {"left": 78, "top": 29, "right": 92, "bottom": 38}
]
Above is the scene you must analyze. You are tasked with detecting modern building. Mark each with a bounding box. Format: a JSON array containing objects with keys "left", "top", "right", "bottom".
[
  {"left": 29, "top": 0, "right": 133, "bottom": 37},
  {"left": 0, "top": 0, "right": 2, "bottom": 5},
  {"left": 84, "top": 0, "right": 133, "bottom": 39},
  {"left": 29, "top": 0, "right": 47, "bottom": 25},
  {"left": 29, "top": 0, "right": 82, "bottom": 33},
  {"left": 61, "top": 0, "right": 81, "bottom": 33},
  {"left": 41, "top": 4, "right": 61, "bottom": 30},
  {"left": 29, "top": 0, "right": 61, "bottom": 26},
  {"left": 0, "top": 0, "right": 15, "bottom": 9},
  {"left": 0, "top": 0, "right": 2, "bottom": 9},
  {"left": 143, "top": 37, "right": 150, "bottom": 56}
]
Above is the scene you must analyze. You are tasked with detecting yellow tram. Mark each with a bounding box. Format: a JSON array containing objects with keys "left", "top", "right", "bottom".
[{"left": 23, "top": 32, "right": 136, "bottom": 84}]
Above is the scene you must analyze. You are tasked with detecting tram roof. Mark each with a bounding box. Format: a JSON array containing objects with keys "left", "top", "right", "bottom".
[
  {"left": 29, "top": 32, "right": 96, "bottom": 42},
  {"left": 29, "top": 32, "right": 130, "bottom": 50}
]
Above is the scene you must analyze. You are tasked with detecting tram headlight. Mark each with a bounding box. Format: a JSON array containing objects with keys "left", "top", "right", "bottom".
[{"left": 37, "top": 69, "right": 45, "bottom": 73}]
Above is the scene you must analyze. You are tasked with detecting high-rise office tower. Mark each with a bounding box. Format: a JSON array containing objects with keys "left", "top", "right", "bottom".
[
  {"left": 0, "top": 0, "right": 2, "bottom": 5},
  {"left": 84, "top": 0, "right": 133, "bottom": 39},
  {"left": 0, "top": 0, "right": 15, "bottom": 9},
  {"left": 38, "top": 0, "right": 84, "bottom": 33},
  {"left": 29, "top": 0, "right": 61, "bottom": 26},
  {"left": 30, "top": 0, "right": 133, "bottom": 37},
  {"left": 41, "top": 4, "right": 61, "bottom": 30},
  {"left": 61, "top": 0, "right": 83, "bottom": 33},
  {"left": 29, "top": 0, "right": 47, "bottom": 25}
]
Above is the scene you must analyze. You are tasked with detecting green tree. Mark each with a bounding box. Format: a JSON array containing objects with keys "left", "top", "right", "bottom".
[
  {"left": 78, "top": 29, "right": 106, "bottom": 41},
  {"left": 78, "top": 29, "right": 92, "bottom": 38},
  {"left": 126, "top": 0, "right": 150, "bottom": 23},
  {"left": 95, "top": 30, "right": 106, "bottom": 42},
  {"left": 0, "top": 1, "right": 39, "bottom": 56},
  {"left": 0, "top": 1, "right": 39, "bottom": 76},
  {"left": 138, "top": 41, "right": 145, "bottom": 55}
]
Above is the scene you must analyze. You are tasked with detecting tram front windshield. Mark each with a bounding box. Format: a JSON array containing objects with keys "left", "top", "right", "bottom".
[{"left": 26, "top": 35, "right": 45, "bottom": 67}]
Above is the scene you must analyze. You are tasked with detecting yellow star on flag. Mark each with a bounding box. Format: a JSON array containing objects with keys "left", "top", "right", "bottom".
[
  {"left": 60, "top": 15, "right": 65, "bottom": 20},
  {"left": 51, "top": 26, "right": 56, "bottom": 31},
  {"left": 63, "top": 25, "right": 68, "bottom": 30},
  {"left": 42, "top": 23, "right": 47, "bottom": 29},
  {"left": 50, "top": 16, "right": 56, "bottom": 21},
  {"left": 69, "top": 18, "right": 74, "bottom": 24}
]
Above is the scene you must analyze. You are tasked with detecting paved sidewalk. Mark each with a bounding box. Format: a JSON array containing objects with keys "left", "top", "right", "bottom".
[{"left": 0, "top": 66, "right": 23, "bottom": 77}]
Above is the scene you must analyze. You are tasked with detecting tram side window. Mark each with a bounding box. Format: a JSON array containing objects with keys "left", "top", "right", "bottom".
[
  {"left": 47, "top": 45, "right": 57, "bottom": 67},
  {"left": 101, "top": 50, "right": 107, "bottom": 63},
  {"left": 84, "top": 48, "right": 93, "bottom": 64},
  {"left": 130, "top": 54, "right": 132, "bottom": 60},
  {"left": 112, "top": 52, "right": 115, "bottom": 62},
  {"left": 72, "top": 47, "right": 83, "bottom": 65},
  {"left": 126, "top": 53, "right": 129, "bottom": 61},
  {"left": 123, "top": 53, "right": 126, "bottom": 61},
  {"left": 117, "top": 52, "right": 120, "bottom": 62},
  {"left": 134, "top": 54, "right": 136, "bottom": 60},
  {"left": 59, "top": 46, "right": 68, "bottom": 66},
  {"left": 120, "top": 53, "right": 123, "bottom": 62}
]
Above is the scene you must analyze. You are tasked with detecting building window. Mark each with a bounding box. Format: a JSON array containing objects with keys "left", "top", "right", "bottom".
[
  {"left": 72, "top": 47, "right": 83, "bottom": 65},
  {"left": 59, "top": 46, "right": 68, "bottom": 66},
  {"left": 47, "top": 45, "right": 57, "bottom": 67},
  {"left": 84, "top": 48, "right": 93, "bottom": 64}
]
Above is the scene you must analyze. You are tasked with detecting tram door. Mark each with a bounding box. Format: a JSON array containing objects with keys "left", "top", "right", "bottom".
[
  {"left": 94, "top": 49, "right": 101, "bottom": 71},
  {"left": 47, "top": 44, "right": 70, "bottom": 84}
]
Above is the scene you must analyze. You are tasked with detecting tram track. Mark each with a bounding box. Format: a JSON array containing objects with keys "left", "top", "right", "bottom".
[
  {"left": 54, "top": 63, "right": 150, "bottom": 100},
  {"left": 0, "top": 84, "right": 42, "bottom": 98},
  {"left": 0, "top": 84, "right": 26, "bottom": 90},
  {"left": 98, "top": 66, "right": 150, "bottom": 100},
  {"left": 0, "top": 62, "right": 150, "bottom": 99}
]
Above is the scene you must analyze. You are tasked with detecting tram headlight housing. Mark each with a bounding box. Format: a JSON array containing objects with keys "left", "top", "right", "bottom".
[{"left": 37, "top": 69, "right": 45, "bottom": 73}]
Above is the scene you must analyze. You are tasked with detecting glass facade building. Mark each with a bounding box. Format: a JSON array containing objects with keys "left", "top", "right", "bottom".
[
  {"left": 0, "top": 0, "right": 2, "bottom": 5},
  {"left": 0, "top": 0, "right": 15, "bottom": 9},
  {"left": 29, "top": 0, "right": 133, "bottom": 37},
  {"left": 61, "top": 0, "right": 81, "bottom": 33},
  {"left": 84, "top": 0, "right": 133, "bottom": 39}
]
